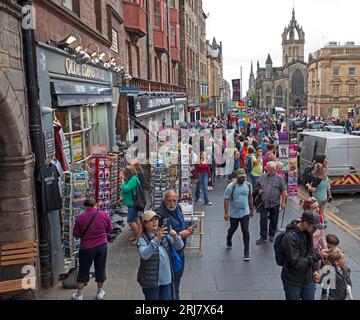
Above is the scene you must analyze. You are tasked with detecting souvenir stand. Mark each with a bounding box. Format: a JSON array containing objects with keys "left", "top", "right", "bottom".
[
  {"left": 179, "top": 144, "right": 193, "bottom": 204},
  {"left": 179, "top": 202, "right": 204, "bottom": 255},
  {"left": 86, "top": 152, "right": 118, "bottom": 215},
  {"left": 62, "top": 168, "right": 89, "bottom": 267},
  {"left": 151, "top": 161, "right": 170, "bottom": 211}
]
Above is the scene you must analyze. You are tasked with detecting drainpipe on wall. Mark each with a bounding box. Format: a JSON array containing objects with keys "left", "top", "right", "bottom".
[
  {"left": 20, "top": 0, "right": 52, "bottom": 289},
  {"left": 145, "top": 0, "right": 152, "bottom": 80},
  {"left": 166, "top": 0, "right": 171, "bottom": 85}
]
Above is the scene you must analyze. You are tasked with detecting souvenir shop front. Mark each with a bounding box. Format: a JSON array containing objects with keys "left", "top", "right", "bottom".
[
  {"left": 35, "top": 43, "right": 124, "bottom": 280},
  {"left": 128, "top": 95, "right": 180, "bottom": 133},
  {"left": 187, "top": 104, "right": 202, "bottom": 124}
]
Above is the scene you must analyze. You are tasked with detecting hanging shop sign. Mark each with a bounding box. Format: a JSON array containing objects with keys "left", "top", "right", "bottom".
[
  {"left": 148, "top": 98, "right": 172, "bottom": 109},
  {"left": 44, "top": 129, "right": 55, "bottom": 158},
  {"left": 119, "top": 86, "right": 140, "bottom": 94},
  {"left": 65, "top": 58, "right": 105, "bottom": 81},
  {"left": 171, "top": 112, "right": 180, "bottom": 120},
  {"left": 130, "top": 96, "right": 174, "bottom": 114}
]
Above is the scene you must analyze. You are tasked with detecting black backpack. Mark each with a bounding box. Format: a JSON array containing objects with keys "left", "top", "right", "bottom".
[
  {"left": 274, "top": 230, "right": 300, "bottom": 266},
  {"left": 302, "top": 166, "right": 313, "bottom": 185},
  {"left": 133, "top": 182, "right": 146, "bottom": 212}
]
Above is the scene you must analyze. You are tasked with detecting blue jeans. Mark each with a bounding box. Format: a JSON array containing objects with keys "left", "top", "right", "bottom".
[
  {"left": 283, "top": 282, "right": 316, "bottom": 300},
  {"left": 251, "top": 175, "right": 260, "bottom": 188},
  {"left": 142, "top": 284, "right": 173, "bottom": 300},
  {"left": 195, "top": 172, "right": 209, "bottom": 204},
  {"left": 260, "top": 205, "right": 280, "bottom": 239},
  {"left": 173, "top": 250, "right": 185, "bottom": 300}
]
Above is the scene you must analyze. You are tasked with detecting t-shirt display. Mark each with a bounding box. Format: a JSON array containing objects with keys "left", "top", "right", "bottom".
[{"left": 36, "top": 163, "right": 62, "bottom": 213}]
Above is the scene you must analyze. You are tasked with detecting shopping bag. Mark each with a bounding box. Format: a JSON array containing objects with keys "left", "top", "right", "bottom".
[{"left": 62, "top": 265, "right": 79, "bottom": 289}]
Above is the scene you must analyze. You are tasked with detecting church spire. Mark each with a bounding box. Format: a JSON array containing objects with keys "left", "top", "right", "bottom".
[{"left": 250, "top": 61, "right": 254, "bottom": 75}]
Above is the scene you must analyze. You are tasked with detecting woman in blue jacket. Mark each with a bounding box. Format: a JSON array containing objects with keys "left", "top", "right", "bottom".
[{"left": 137, "top": 211, "right": 184, "bottom": 300}]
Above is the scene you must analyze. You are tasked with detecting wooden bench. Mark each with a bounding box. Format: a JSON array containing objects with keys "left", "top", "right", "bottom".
[{"left": 0, "top": 242, "right": 37, "bottom": 296}]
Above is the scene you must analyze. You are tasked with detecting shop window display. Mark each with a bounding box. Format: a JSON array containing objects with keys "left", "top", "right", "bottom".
[{"left": 55, "top": 106, "right": 93, "bottom": 164}]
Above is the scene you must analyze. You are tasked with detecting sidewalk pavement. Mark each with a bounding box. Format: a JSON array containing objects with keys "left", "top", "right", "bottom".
[{"left": 39, "top": 179, "right": 360, "bottom": 300}]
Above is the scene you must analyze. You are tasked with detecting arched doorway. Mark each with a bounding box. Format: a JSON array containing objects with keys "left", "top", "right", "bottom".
[{"left": 0, "top": 69, "right": 36, "bottom": 246}]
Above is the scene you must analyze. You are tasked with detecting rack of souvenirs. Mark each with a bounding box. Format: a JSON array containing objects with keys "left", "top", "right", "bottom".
[
  {"left": 86, "top": 153, "right": 118, "bottom": 215},
  {"left": 151, "top": 163, "right": 170, "bottom": 210},
  {"left": 179, "top": 144, "right": 193, "bottom": 203},
  {"left": 62, "top": 169, "right": 89, "bottom": 264},
  {"left": 116, "top": 147, "right": 127, "bottom": 205}
]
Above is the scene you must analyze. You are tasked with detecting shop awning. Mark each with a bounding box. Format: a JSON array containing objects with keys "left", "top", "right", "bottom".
[
  {"left": 51, "top": 82, "right": 113, "bottom": 107},
  {"left": 132, "top": 105, "right": 176, "bottom": 119}
]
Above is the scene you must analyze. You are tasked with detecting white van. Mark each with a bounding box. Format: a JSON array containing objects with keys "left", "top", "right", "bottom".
[{"left": 298, "top": 131, "right": 360, "bottom": 194}]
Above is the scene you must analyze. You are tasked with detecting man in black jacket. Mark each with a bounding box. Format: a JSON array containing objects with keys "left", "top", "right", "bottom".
[{"left": 281, "top": 211, "right": 328, "bottom": 300}]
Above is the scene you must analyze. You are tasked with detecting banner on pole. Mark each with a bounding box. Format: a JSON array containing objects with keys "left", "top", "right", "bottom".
[{"left": 232, "top": 79, "right": 241, "bottom": 101}]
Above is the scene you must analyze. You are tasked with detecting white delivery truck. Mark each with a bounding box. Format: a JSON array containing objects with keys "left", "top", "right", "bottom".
[{"left": 298, "top": 131, "right": 360, "bottom": 194}]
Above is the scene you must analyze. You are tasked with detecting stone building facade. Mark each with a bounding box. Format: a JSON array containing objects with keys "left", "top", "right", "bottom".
[
  {"left": 0, "top": 1, "right": 36, "bottom": 253},
  {"left": 308, "top": 42, "right": 360, "bottom": 118},
  {"left": 0, "top": 0, "right": 37, "bottom": 292},
  {"left": 207, "top": 38, "right": 224, "bottom": 116},
  {"left": 254, "top": 9, "right": 308, "bottom": 113}
]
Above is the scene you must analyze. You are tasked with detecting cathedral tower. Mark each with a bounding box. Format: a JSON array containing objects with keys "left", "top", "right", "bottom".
[{"left": 282, "top": 8, "right": 305, "bottom": 66}]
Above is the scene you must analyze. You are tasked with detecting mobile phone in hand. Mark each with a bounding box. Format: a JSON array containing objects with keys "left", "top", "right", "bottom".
[{"left": 162, "top": 218, "right": 171, "bottom": 230}]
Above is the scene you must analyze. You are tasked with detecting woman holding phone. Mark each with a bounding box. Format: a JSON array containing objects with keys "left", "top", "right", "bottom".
[{"left": 137, "top": 211, "right": 184, "bottom": 300}]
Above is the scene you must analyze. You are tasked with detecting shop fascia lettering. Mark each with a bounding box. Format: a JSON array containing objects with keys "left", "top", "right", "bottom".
[
  {"left": 65, "top": 58, "right": 105, "bottom": 81},
  {"left": 148, "top": 97, "right": 172, "bottom": 108}
]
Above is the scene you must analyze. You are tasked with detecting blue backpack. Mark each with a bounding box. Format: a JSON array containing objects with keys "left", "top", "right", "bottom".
[{"left": 274, "top": 230, "right": 300, "bottom": 266}]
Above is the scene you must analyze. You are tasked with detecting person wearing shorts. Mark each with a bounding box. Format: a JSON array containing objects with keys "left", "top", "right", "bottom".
[
  {"left": 122, "top": 165, "right": 142, "bottom": 244},
  {"left": 72, "top": 199, "right": 112, "bottom": 300}
]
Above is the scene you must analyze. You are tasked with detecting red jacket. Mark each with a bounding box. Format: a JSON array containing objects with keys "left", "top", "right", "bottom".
[{"left": 194, "top": 163, "right": 211, "bottom": 180}]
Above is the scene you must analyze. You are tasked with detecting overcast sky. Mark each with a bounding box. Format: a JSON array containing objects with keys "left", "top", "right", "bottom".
[{"left": 203, "top": 0, "right": 360, "bottom": 97}]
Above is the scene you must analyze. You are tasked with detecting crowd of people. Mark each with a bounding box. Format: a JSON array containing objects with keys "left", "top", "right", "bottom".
[{"left": 69, "top": 110, "right": 354, "bottom": 301}]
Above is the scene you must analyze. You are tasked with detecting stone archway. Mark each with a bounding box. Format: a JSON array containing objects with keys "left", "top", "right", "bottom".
[{"left": 0, "top": 66, "right": 36, "bottom": 244}]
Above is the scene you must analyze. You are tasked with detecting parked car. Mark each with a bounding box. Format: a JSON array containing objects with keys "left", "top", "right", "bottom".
[
  {"left": 323, "top": 125, "right": 347, "bottom": 134},
  {"left": 289, "top": 118, "right": 306, "bottom": 131},
  {"left": 298, "top": 131, "right": 360, "bottom": 194},
  {"left": 350, "top": 131, "right": 360, "bottom": 136},
  {"left": 305, "top": 121, "right": 324, "bottom": 131}
]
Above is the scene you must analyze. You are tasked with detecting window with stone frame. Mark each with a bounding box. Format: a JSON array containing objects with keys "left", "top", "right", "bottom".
[
  {"left": 291, "top": 69, "right": 304, "bottom": 95},
  {"left": 63, "top": 0, "right": 80, "bottom": 15},
  {"left": 276, "top": 85, "right": 283, "bottom": 107},
  {"left": 349, "top": 84, "right": 356, "bottom": 96},
  {"left": 154, "top": 0, "right": 162, "bottom": 29},
  {"left": 349, "top": 67, "right": 356, "bottom": 77},
  {"left": 333, "top": 84, "right": 340, "bottom": 96},
  {"left": 333, "top": 68, "right": 340, "bottom": 77},
  {"left": 266, "top": 96, "right": 272, "bottom": 106}
]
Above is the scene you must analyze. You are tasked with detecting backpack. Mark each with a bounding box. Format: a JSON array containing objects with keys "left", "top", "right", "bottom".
[
  {"left": 302, "top": 166, "right": 313, "bottom": 185},
  {"left": 246, "top": 154, "right": 253, "bottom": 174},
  {"left": 132, "top": 182, "right": 146, "bottom": 212},
  {"left": 274, "top": 230, "right": 300, "bottom": 266}
]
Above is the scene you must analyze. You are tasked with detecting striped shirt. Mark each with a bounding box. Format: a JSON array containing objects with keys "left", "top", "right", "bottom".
[{"left": 258, "top": 173, "right": 287, "bottom": 208}]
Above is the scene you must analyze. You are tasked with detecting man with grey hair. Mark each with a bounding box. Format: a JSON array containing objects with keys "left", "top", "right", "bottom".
[
  {"left": 256, "top": 161, "right": 287, "bottom": 244},
  {"left": 156, "top": 190, "right": 195, "bottom": 300}
]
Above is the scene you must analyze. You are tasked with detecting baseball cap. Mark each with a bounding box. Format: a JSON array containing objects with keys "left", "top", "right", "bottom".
[
  {"left": 142, "top": 211, "right": 160, "bottom": 222},
  {"left": 235, "top": 168, "right": 247, "bottom": 177},
  {"left": 301, "top": 211, "right": 324, "bottom": 229}
]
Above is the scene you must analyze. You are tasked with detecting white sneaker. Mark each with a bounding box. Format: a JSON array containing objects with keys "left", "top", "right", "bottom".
[
  {"left": 208, "top": 186, "right": 213, "bottom": 191},
  {"left": 72, "top": 292, "right": 84, "bottom": 300},
  {"left": 96, "top": 289, "right": 106, "bottom": 300},
  {"left": 195, "top": 199, "right": 202, "bottom": 202}
]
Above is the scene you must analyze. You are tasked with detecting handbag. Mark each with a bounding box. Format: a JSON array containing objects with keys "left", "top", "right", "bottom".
[
  {"left": 169, "top": 246, "right": 184, "bottom": 274},
  {"left": 62, "top": 211, "right": 99, "bottom": 289}
]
